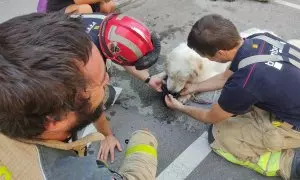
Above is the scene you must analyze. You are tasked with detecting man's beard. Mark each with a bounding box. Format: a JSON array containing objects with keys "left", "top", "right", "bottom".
[{"left": 69, "top": 102, "right": 104, "bottom": 135}]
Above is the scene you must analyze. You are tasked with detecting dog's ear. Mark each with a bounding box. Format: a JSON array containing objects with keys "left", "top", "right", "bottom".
[
  {"left": 192, "top": 64, "right": 201, "bottom": 77},
  {"left": 189, "top": 60, "right": 203, "bottom": 78},
  {"left": 164, "top": 58, "right": 169, "bottom": 69},
  {"left": 197, "top": 62, "right": 203, "bottom": 72},
  {"left": 164, "top": 54, "right": 171, "bottom": 73}
]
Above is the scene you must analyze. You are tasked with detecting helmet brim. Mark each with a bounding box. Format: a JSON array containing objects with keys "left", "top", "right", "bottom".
[{"left": 135, "top": 32, "right": 161, "bottom": 70}]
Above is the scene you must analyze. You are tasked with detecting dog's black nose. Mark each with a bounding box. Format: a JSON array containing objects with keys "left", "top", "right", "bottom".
[
  {"left": 169, "top": 90, "right": 178, "bottom": 94},
  {"left": 161, "top": 81, "right": 181, "bottom": 107},
  {"left": 161, "top": 79, "right": 181, "bottom": 98},
  {"left": 170, "top": 92, "right": 180, "bottom": 99},
  {"left": 161, "top": 83, "right": 169, "bottom": 95}
]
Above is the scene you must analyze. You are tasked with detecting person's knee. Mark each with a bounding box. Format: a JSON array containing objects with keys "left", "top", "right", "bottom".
[
  {"left": 76, "top": 4, "right": 93, "bottom": 13},
  {"left": 65, "top": 4, "right": 93, "bottom": 14},
  {"left": 99, "top": 1, "right": 116, "bottom": 14}
]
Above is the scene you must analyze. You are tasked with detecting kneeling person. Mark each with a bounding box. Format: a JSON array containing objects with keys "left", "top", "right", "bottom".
[
  {"left": 0, "top": 13, "right": 158, "bottom": 180},
  {"left": 166, "top": 14, "right": 300, "bottom": 179}
]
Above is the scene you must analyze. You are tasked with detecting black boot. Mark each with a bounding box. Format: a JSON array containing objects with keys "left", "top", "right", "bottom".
[
  {"left": 291, "top": 149, "right": 300, "bottom": 179},
  {"left": 207, "top": 124, "right": 215, "bottom": 144},
  {"left": 103, "top": 85, "right": 122, "bottom": 110},
  {"left": 255, "top": 0, "right": 269, "bottom": 2}
]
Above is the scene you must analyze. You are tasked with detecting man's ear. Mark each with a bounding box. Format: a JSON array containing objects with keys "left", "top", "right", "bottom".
[
  {"left": 44, "top": 114, "right": 73, "bottom": 131},
  {"left": 45, "top": 111, "right": 77, "bottom": 131},
  {"left": 217, "top": 50, "right": 226, "bottom": 56},
  {"left": 45, "top": 115, "right": 60, "bottom": 131},
  {"left": 215, "top": 50, "right": 226, "bottom": 56}
]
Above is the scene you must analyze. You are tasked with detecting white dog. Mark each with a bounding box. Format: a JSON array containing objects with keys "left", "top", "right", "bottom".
[
  {"left": 162, "top": 28, "right": 300, "bottom": 103},
  {"left": 164, "top": 43, "right": 229, "bottom": 94},
  {"left": 160, "top": 43, "right": 229, "bottom": 103}
]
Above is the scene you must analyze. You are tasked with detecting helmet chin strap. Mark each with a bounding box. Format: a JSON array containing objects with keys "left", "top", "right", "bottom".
[{"left": 135, "top": 32, "right": 161, "bottom": 70}]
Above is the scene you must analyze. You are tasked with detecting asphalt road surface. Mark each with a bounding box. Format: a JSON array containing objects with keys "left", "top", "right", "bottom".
[{"left": 1, "top": 0, "right": 299, "bottom": 179}]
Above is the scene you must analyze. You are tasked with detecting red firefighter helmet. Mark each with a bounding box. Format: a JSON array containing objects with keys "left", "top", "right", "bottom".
[{"left": 99, "top": 13, "right": 160, "bottom": 69}]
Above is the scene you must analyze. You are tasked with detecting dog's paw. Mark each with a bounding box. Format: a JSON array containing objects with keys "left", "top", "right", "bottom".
[{"left": 178, "top": 94, "right": 192, "bottom": 104}]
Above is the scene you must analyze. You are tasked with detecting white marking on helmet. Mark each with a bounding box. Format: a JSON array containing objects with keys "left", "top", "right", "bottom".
[
  {"left": 108, "top": 25, "right": 143, "bottom": 58},
  {"left": 116, "top": 14, "right": 126, "bottom": 20},
  {"left": 80, "top": 14, "right": 106, "bottom": 20},
  {"left": 132, "top": 27, "right": 148, "bottom": 43}
]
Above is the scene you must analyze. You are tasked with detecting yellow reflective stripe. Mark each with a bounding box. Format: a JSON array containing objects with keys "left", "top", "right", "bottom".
[
  {"left": 214, "top": 149, "right": 280, "bottom": 176},
  {"left": 0, "top": 166, "right": 12, "bottom": 180},
  {"left": 125, "top": 144, "right": 157, "bottom": 158},
  {"left": 214, "top": 149, "right": 265, "bottom": 175},
  {"left": 272, "top": 121, "right": 282, "bottom": 127},
  {"left": 266, "top": 152, "right": 281, "bottom": 175},
  {"left": 257, "top": 152, "right": 271, "bottom": 171}
]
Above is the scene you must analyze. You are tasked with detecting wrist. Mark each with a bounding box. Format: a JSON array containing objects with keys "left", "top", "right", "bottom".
[
  {"left": 105, "top": 132, "right": 114, "bottom": 137},
  {"left": 101, "top": 0, "right": 111, "bottom": 3},
  {"left": 144, "top": 75, "right": 151, "bottom": 84},
  {"left": 178, "top": 104, "right": 186, "bottom": 111}
]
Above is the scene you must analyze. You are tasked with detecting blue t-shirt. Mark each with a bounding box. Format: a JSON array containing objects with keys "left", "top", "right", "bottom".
[{"left": 218, "top": 38, "right": 300, "bottom": 127}]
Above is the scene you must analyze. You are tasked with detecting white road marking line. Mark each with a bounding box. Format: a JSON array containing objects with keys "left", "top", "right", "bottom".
[
  {"left": 274, "top": 0, "right": 300, "bottom": 10},
  {"left": 157, "top": 131, "right": 212, "bottom": 180}
]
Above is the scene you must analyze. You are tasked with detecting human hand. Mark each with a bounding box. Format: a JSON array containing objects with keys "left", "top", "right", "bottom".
[
  {"left": 98, "top": 135, "right": 122, "bottom": 163},
  {"left": 148, "top": 75, "right": 163, "bottom": 92},
  {"left": 180, "top": 83, "right": 198, "bottom": 96},
  {"left": 164, "top": 94, "right": 184, "bottom": 110}
]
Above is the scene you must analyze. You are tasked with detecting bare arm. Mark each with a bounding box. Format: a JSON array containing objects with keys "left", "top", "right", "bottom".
[
  {"left": 181, "top": 69, "right": 233, "bottom": 95},
  {"left": 166, "top": 94, "right": 233, "bottom": 124},
  {"left": 123, "top": 66, "right": 164, "bottom": 92},
  {"left": 165, "top": 94, "right": 233, "bottom": 124},
  {"left": 178, "top": 103, "right": 233, "bottom": 124},
  {"left": 73, "top": 0, "right": 107, "bottom": 5},
  {"left": 197, "top": 69, "right": 233, "bottom": 92},
  {"left": 123, "top": 66, "right": 150, "bottom": 81},
  {"left": 94, "top": 113, "right": 113, "bottom": 136},
  {"left": 94, "top": 113, "right": 122, "bottom": 162}
]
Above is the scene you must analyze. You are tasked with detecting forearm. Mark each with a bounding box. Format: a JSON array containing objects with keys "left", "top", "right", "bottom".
[
  {"left": 94, "top": 113, "right": 113, "bottom": 136},
  {"left": 179, "top": 105, "right": 214, "bottom": 124},
  {"left": 194, "top": 70, "right": 233, "bottom": 93},
  {"left": 196, "top": 74, "right": 226, "bottom": 92},
  {"left": 123, "top": 66, "right": 149, "bottom": 81},
  {"left": 73, "top": 0, "right": 106, "bottom": 5}
]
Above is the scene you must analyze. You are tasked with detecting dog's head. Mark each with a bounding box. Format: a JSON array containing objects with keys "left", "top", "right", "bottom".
[{"left": 165, "top": 43, "right": 203, "bottom": 93}]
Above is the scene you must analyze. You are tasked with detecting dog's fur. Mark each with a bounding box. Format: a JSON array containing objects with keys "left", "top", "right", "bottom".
[
  {"left": 162, "top": 28, "right": 300, "bottom": 103},
  {"left": 165, "top": 43, "right": 229, "bottom": 94}
]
